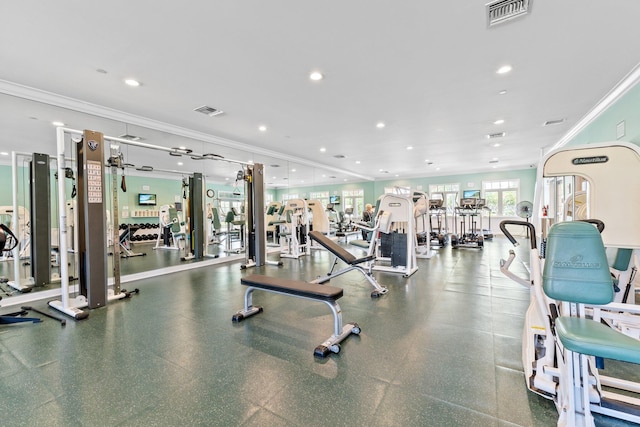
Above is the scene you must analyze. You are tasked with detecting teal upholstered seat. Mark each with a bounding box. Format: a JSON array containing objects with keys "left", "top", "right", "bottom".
[{"left": 543, "top": 221, "right": 640, "bottom": 363}]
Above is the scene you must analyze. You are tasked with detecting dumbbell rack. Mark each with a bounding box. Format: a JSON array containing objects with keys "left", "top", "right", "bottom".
[{"left": 118, "top": 222, "right": 161, "bottom": 244}]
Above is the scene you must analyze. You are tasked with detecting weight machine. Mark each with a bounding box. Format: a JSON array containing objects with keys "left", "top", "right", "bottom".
[{"left": 500, "top": 142, "right": 640, "bottom": 426}]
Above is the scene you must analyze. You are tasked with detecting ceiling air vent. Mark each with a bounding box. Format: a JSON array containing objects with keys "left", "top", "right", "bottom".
[
  {"left": 194, "top": 105, "right": 224, "bottom": 117},
  {"left": 543, "top": 118, "right": 566, "bottom": 126},
  {"left": 489, "top": 159, "right": 499, "bottom": 164},
  {"left": 333, "top": 154, "right": 346, "bottom": 159},
  {"left": 486, "top": 0, "right": 532, "bottom": 27},
  {"left": 486, "top": 132, "right": 506, "bottom": 139}
]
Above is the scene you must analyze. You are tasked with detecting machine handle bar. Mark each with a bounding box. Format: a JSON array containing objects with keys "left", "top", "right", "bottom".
[
  {"left": 499, "top": 220, "right": 537, "bottom": 250},
  {"left": 578, "top": 219, "right": 605, "bottom": 233}
]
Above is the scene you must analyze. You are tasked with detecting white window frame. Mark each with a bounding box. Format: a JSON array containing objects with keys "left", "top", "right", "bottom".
[{"left": 482, "top": 179, "right": 520, "bottom": 216}]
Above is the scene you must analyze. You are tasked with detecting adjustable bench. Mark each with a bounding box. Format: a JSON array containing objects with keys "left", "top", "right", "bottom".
[
  {"left": 232, "top": 274, "right": 360, "bottom": 357},
  {"left": 308, "top": 230, "right": 388, "bottom": 297}
]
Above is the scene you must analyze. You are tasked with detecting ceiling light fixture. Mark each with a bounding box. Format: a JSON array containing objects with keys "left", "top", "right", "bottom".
[
  {"left": 493, "top": 119, "right": 504, "bottom": 125},
  {"left": 52, "top": 121, "right": 65, "bottom": 126},
  {"left": 355, "top": 160, "right": 361, "bottom": 164},
  {"left": 320, "top": 147, "right": 326, "bottom": 152},
  {"left": 0, "top": 152, "right": 8, "bottom": 156},
  {"left": 493, "top": 143, "right": 501, "bottom": 147},
  {"left": 376, "top": 122, "right": 385, "bottom": 129},
  {"left": 499, "top": 90, "right": 508, "bottom": 95},
  {"left": 259, "top": 125, "right": 267, "bottom": 132},
  {"left": 406, "top": 146, "right": 413, "bottom": 150},
  {"left": 177, "top": 162, "right": 183, "bottom": 166},
  {"left": 309, "top": 71, "right": 323, "bottom": 81},
  {"left": 497, "top": 65, "right": 512, "bottom": 74},
  {"left": 124, "top": 79, "right": 141, "bottom": 87}
]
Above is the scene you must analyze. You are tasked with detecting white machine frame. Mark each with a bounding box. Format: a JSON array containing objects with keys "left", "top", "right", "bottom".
[{"left": 501, "top": 141, "right": 640, "bottom": 426}]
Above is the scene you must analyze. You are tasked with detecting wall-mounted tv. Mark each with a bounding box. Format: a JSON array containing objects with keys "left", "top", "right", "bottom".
[
  {"left": 462, "top": 190, "right": 480, "bottom": 199},
  {"left": 138, "top": 193, "right": 157, "bottom": 206},
  {"left": 329, "top": 195, "right": 341, "bottom": 204}
]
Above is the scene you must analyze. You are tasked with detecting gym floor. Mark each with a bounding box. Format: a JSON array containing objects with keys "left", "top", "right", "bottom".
[{"left": 0, "top": 238, "right": 637, "bottom": 426}]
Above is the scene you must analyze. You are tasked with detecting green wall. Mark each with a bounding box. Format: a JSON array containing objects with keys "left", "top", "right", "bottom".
[
  {"left": 567, "top": 81, "right": 640, "bottom": 147},
  {"left": 274, "top": 168, "right": 537, "bottom": 206}
]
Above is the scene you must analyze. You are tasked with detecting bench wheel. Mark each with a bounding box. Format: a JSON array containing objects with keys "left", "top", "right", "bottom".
[
  {"left": 371, "top": 290, "right": 382, "bottom": 298},
  {"left": 330, "top": 344, "right": 341, "bottom": 354},
  {"left": 232, "top": 313, "right": 244, "bottom": 322},
  {"left": 351, "top": 323, "right": 361, "bottom": 335}
]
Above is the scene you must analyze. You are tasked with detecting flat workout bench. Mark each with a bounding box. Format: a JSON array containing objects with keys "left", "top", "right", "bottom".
[
  {"left": 232, "top": 274, "right": 360, "bottom": 357},
  {"left": 308, "top": 230, "right": 388, "bottom": 297}
]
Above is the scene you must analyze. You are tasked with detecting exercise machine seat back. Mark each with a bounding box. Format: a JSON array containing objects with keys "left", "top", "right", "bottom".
[
  {"left": 543, "top": 221, "right": 640, "bottom": 363},
  {"left": 212, "top": 207, "right": 221, "bottom": 232},
  {"left": 543, "top": 221, "right": 612, "bottom": 305},
  {"left": 168, "top": 207, "right": 183, "bottom": 234}
]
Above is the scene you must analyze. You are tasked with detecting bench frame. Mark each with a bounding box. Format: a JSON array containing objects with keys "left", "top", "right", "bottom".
[
  {"left": 308, "top": 230, "right": 388, "bottom": 297},
  {"left": 232, "top": 274, "right": 360, "bottom": 357}
]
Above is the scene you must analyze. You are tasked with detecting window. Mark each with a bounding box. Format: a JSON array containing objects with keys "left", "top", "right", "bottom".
[
  {"left": 429, "top": 183, "right": 460, "bottom": 219},
  {"left": 342, "top": 189, "right": 364, "bottom": 216},
  {"left": 309, "top": 191, "right": 330, "bottom": 207},
  {"left": 384, "top": 186, "right": 410, "bottom": 195},
  {"left": 482, "top": 179, "right": 519, "bottom": 216},
  {"left": 282, "top": 193, "right": 299, "bottom": 203}
]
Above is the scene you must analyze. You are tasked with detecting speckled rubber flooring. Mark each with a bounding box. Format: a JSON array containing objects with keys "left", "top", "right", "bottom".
[{"left": 0, "top": 237, "right": 636, "bottom": 426}]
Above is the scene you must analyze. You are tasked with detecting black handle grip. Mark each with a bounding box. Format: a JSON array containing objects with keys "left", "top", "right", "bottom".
[{"left": 499, "top": 220, "right": 537, "bottom": 249}]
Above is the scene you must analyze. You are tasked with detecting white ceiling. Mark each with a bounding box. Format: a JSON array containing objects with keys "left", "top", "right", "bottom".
[{"left": 1, "top": 0, "right": 640, "bottom": 188}]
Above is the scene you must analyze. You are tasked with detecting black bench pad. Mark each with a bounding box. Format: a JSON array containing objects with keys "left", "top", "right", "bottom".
[
  {"left": 241, "top": 274, "right": 343, "bottom": 301},
  {"left": 309, "top": 231, "right": 375, "bottom": 265}
]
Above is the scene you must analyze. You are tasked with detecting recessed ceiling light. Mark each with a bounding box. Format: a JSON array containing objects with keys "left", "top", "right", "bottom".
[
  {"left": 309, "top": 71, "right": 323, "bottom": 81},
  {"left": 406, "top": 146, "right": 413, "bottom": 150},
  {"left": 343, "top": 178, "right": 347, "bottom": 182},
  {"left": 499, "top": 90, "right": 508, "bottom": 95},
  {"left": 355, "top": 160, "right": 361, "bottom": 164},
  {"left": 395, "top": 174, "right": 399, "bottom": 177},
  {"left": 259, "top": 125, "right": 267, "bottom": 132},
  {"left": 322, "top": 174, "right": 326, "bottom": 178},
  {"left": 376, "top": 122, "right": 385, "bottom": 129},
  {"left": 493, "top": 119, "right": 504, "bottom": 125},
  {"left": 424, "top": 159, "right": 430, "bottom": 162},
  {"left": 225, "top": 177, "right": 229, "bottom": 181},
  {"left": 496, "top": 65, "right": 512, "bottom": 74},
  {"left": 320, "top": 147, "right": 326, "bottom": 152},
  {"left": 125, "top": 79, "right": 141, "bottom": 87},
  {"left": 177, "top": 162, "right": 183, "bottom": 166},
  {"left": 492, "top": 143, "right": 501, "bottom": 147},
  {"left": 492, "top": 157, "right": 499, "bottom": 161},
  {"left": 0, "top": 152, "right": 8, "bottom": 156},
  {"left": 52, "top": 121, "right": 65, "bottom": 126},
  {"left": 291, "top": 169, "right": 296, "bottom": 172},
  {"left": 436, "top": 167, "right": 440, "bottom": 171}
]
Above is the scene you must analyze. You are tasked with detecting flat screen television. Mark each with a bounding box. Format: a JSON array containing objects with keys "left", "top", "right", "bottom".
[
  {"left": 462, "top": 190, "right": 480, "bottom": 199},
  {"left": 329, "top": 195, "right": 341, "bottom": 204},
  {"left": 138, "top": 193, "right": 157, "bottom": 206}
]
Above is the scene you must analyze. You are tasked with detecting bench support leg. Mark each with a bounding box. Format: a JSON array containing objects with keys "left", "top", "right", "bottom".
[
  {"left": 231, "top": 286, "right": 361, "bottom": 357},
  {"left": 314, "top": 299, "right": 360, "bottom": 358},
  {"left": 231, "top": 287, "right": 263, "bottom": 321},
  {"left": 312, "top": 265, "right": 388, "bottom": 298}
]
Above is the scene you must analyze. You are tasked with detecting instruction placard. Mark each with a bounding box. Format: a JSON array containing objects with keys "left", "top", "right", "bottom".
[{"left": 87, "top": 160, "right": 103, "bottom": 203}]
